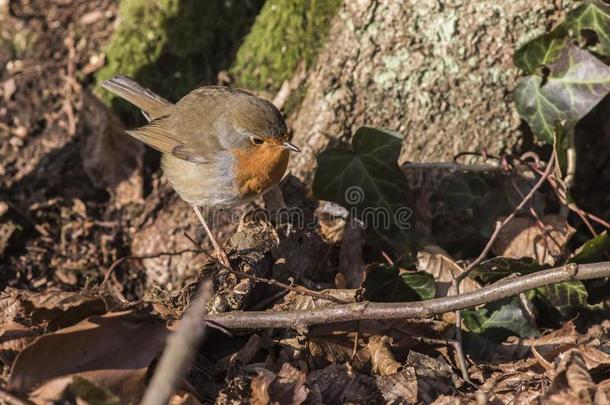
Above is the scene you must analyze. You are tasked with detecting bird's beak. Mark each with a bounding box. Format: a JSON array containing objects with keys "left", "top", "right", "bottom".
[{"left": 282, "top": 141, "right": 301, "bottom": 152}]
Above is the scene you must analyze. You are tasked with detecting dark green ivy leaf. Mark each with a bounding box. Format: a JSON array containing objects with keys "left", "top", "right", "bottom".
[
  {"left": 514, "top": 44, "right": 610, "bottom": 142},
  {"left": 533, "top": 280, "right": 589, "bottom": 318},
  {"left": 362, "top": 265, "right": 435, "bottom": 302},
  {"left": 514, "top": 36, "right": 568, "bottom": 74},
  {"left": 569, "top": 232, "right": 610, "bottom": 264},
  {"left": 563, "top": 0, "right": 610, "bottom": 57},
  {"left": 468, "top": 257, "right": 546, "bottom": 285},
  {"left": 313, "top": 127, "right": 419, "bottom": 263},
  {"left": 462, "top": 298, "right": 540, "bottom": 340}
]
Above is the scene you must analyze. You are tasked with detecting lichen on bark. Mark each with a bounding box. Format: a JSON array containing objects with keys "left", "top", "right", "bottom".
[{"left": 230, "top": 0, "right": 342, "bottom": 91}]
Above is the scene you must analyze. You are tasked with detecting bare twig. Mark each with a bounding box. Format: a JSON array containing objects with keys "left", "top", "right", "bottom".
[
  {"left": 202, "top": 261, "right": 610, "bottom": 329},
  {"left": 456, "top": 152, "right": 556, "bottom": 283},
  {"left": 141, "top": 280, "right": 212, "bottom": 405}
]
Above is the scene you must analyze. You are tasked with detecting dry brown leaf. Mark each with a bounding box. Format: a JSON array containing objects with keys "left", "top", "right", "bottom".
[
  {"left": 276, "top": 289, "right": 355, "bottom": 312},
  {"left": 307, "top": 363, "right": 381, "bottom": 404},
  {"left": 566, "top": 346, "right": 610, "bottom": 376},
  {"left": 306, "top": 334, "right": 371, "bottom": 372},
  {"left": 8, "top": 310, "right": 169, "bottom": 399},
  {"left": 406, "top": 351, "right": 462, "bottom": 403},
  {"left": 367, "top": 335, "right": 401, "bottom": 376},
  {"left": 80, "top": 92, "right": 144, "bottom": 206},
  {"left": 250, "top": 364, "right": 308, "bottom": 405},
  {"left": 0, "top": 322, "right": 38, "bottom": 366},
  {"left": 0, "top": 288, "right": 109, "bottom": 330},
  {"left": 223, "top": 334, "right": 262, "bottom": 378},
  {"left": 169, "top": 391, "right": 203, "bottom": 405},
  {"left": 375, "top": 367, "right": 418, "bottom": 404},
  {"left": 29, "top": 370, "right": 146, "bottom": 405},
  {"left": 544, "top": 350, "right": 596, "bottom": 404},
  {"left": 525, "top": 321, "right": 578, "bottom": 363},
  {"left": 492, "top": 215, "right": 576, "bottom": 265},
  {"left": 417, "top": 246, "right": 479, "bottom": 297}
]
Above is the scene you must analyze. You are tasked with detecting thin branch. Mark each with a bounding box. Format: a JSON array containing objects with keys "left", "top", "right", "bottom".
[
  {"left": 141, "top": 280, "right": 212, "bottom": 405},
  {"left": 202, "top": 261, "right": 610, "bottom": 330}
]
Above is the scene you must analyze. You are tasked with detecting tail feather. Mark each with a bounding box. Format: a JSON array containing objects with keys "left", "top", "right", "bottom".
[{"left": 101, "top": 75, "right": 172, "bottom": 121}]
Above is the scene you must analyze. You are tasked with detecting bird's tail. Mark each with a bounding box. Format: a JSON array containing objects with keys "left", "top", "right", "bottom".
[{"left": 101, "top": 75, "right": 172, "bottom": 121}]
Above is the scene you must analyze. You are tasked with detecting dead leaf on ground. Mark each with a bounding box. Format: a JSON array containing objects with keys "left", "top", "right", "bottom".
[
  {"left": 543, "top": 350, "right": 595, "bottom": 404},
  {"left": 250, "top": 363, "right": 308, "bottom": 405},
  {"left": 375, "top": 367, "right": 418, "bottom": 404},
  {"left": 417, "top": 246, "right": 479, "bottom": 297},
  {"left": 306, "top": 363, "right": 381, "bottom": 404},
  {"left": 169, "top": 391, "right": 203, "bottom": 405},
  {"left": 406, "top": 351, "right": 462, "bottom": 403},
  {"left": 0, "top": 322, "right": 38, "bottom": 366},
  {"left": 305, "top": 334, "right": 370, "bottom": 372},
  {"left": 8, "top": 310, "right": 169, "bottom": 402},
  {"left": 80, "top": 91, "right": 144, "bottom": 207},
  {"left": 367, "top": 335, "right": 401, "bottom": 376},
  {"left": 492, "top": 215, "right": 576, "bottom": 265},
  {"left": 0, "top": 288, "right": 110, "bottom": 330}
]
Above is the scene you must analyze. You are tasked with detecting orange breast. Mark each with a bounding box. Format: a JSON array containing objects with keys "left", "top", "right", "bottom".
[{"left": 232, "top": 145, "right": 289, "bottom": 198}]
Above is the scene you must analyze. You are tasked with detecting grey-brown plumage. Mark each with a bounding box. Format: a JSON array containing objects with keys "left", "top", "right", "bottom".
[{"left": 101, "top": 75, "right": 300, "bottom": 267}]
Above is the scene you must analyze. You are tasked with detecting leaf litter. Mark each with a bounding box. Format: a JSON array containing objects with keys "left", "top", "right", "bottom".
[{"left": 2, "top": 1, "right": 610, "bottom": 404}]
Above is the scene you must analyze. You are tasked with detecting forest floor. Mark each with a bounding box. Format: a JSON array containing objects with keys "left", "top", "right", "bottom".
[{"left": 2, "top": 1, "right": 610, "bottom": 404}]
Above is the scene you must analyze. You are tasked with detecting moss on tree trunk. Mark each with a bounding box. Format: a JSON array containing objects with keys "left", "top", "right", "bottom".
[
  {"left": 95, "top": 0, "right": 264, "bottom": 124},
  {"left": 229, "top": 0, "right": 341, "bottom": 91}
]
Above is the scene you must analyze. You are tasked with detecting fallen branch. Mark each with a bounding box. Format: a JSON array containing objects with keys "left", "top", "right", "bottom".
[
  {"left": 203, "top": 261, "right": 610, "bottom": 329},
  {"left": 141, "top": 280, "right": 212, "bottom": 405}
]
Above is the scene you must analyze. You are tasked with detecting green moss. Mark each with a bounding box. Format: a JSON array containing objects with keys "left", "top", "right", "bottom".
[
  {"left": 95, "top": 0, "right": 264, "bottom": 124},
  {"left": 230, "top": 0, "right": 341, "bottom": 91}
]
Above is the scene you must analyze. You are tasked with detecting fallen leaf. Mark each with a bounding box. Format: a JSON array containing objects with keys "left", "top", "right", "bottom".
[
  {"left": 544, "top": 350, "right": 596, "bottom": 403},
  {"left": 0, "top": 322, "right": 38, "bottom": 366},
  {"left": 367, "top": 336, "right": 400, "bottom": 376},
  {"left": 0, "top": 288, "right": 109, "bottom": 330},
  {"left": 492, "top": 215, "right": 575, "bottom": 265},
  {"left": 307, "top": 363, "right": 381, "bottom": 404},
  {"left": 406, "top": 351, "right": 462, "bottom": 403},
  {"left": 417, "top": 246, "right": 479, "bottom": 297},
  {"left": 375, "top": 367, "right": 418, "bottom": 404},
  {"left": 250, "top": 364, "right": 308, "bottom": 405},
  {"left": 8, "top": 311, "right": 169, "bottom": 400}
]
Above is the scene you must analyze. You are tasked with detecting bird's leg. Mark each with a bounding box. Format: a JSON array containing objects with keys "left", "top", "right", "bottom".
[{"left": 191, "top": 205, "right": 231, "bottom": 268}]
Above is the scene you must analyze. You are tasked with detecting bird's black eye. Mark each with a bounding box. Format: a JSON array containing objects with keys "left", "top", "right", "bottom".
[{"left": 250, "top": 137, "right": 264, "bottom": 145}]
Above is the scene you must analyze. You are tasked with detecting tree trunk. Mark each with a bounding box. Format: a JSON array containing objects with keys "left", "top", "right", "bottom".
[{"left": 288, "top": 0, "right": 576, "bottom": 184}]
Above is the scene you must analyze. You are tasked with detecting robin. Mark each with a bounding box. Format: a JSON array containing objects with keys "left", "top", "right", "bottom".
[{"left": 101, "top": 76, "right": 300, "bottom": 267}]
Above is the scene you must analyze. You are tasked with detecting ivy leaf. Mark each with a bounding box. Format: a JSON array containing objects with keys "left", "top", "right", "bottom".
[
  {"left": 313, "top": 127, "right": 419, "bottom": 262},
  {"left": 569, "top": 232, "right": 610, "bottom": 264},
  {"left": 514, "top": 35, "right": 568, "bottom": 74},
  {"left": 563, "top": 0, "right": 610, "bottom": 57},
  {"left": 462, "top": 298, "right": 540, "bottom": 340},
  {"left": 514, "top": 44, "right": 610, "bottom": 142},
  {"left": 468, "top": 257, "right": 546, "bottom": 285},
  {"left": 533, "top": 280, "right": 589, "bottom": 318},
  {"left": 362, "top": 265, "right": 435, "bottom": 302}
]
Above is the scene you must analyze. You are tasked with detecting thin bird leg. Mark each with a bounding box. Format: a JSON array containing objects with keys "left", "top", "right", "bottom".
[{"left": 191, "top": 205, "right": 231, "bottom": 267}]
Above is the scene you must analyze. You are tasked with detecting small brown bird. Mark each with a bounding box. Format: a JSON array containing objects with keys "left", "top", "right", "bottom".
[{"left": 102, "top": 76, "right": 300, "bottom": 266}]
